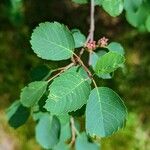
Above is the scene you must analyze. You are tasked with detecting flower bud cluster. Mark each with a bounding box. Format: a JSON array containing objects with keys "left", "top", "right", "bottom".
[{"left": 85, "top": 37, "right": 109, "bottom": 52}]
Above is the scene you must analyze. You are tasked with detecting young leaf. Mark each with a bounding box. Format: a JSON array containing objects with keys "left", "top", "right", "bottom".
[
  {"left": 44, "top": 67, "right": 91, "bottom": 115},
  {"left": 107, "top": 42, "right": 125, "bottom": 55},
  {"left": 95, "top": 51, "right": 125, "bottom": 75},
  {"left": 30, "top": 22, "right": 75, "bottom": 60},
  {"left": 20, "top": 81, "right": 48, "bottom": 107},
  {"left": 91, "top": 51, "right": 112, "bottom": 79},
  {"left": 90, "top": 51, "right": 107, "bottom": 68},
  {"left": 72, "top": 29, "right": 86, "bottom": 48},
  {"left": 86, "top": 87, "right": 127, "bottom": 137},
  {"left": 75, "top": 132, "right": 99, "bottom": 150},
  {"left": 102, "top": 0, "right": 124, "bottom": 17},
  {"left": 35, "top": 114, "right": 60, "bottom": 149},
  {"left": 6, "top": 100, "right": 30, "bottom": 128}
]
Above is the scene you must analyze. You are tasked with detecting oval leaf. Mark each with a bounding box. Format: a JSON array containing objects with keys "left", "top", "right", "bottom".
[
  {"left": 86, "top": 87, "right": 127, "bottom": 137},
  {"left": 6, "top": 100, "right": 30, "bottom": 128},
  {"left": 30, "top": 22, "right": 75, "bottom": 60},
  {"left": 35, "top": 114, "right": 60, "bottom": 149},
  {"left": 107, "top": 42, "right": 125, "bottom": 55},
  {"left": 102, "top": 0, "right": 124, "bottom": 17},
  {"left": 44, "top": 67, "right": 91, "bottom": 115},
  {"left": 20, "top": 81, "right": 48, "bottom": 107},
  {"left": 95, "top": 51, "right": 125, "bottom": 75}
]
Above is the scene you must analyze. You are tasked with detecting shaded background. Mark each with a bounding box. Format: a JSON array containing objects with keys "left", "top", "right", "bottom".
[{"left": 0, "top": 0, "right": 150, "bottom": 149}]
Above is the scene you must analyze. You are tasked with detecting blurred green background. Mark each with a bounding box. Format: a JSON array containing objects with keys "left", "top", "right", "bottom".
[{"left": 0, "top": 0, "right": 150, "bottom": 150}]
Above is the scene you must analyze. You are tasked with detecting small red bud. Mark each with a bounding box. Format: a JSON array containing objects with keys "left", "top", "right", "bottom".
[
  {"left": 98, "top": 37, "right": 109, "bottom": 47},
  {"left": 85, "top": 40, "right": 96, "bottom": 51}
]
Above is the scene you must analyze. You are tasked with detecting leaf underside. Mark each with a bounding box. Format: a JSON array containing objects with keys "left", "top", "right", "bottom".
[
  {"left": 86, "top": 87, "right": 127, "bottom": 137},
  {"left": 35, "top": 114, "right": 60, "bottom": 149}
]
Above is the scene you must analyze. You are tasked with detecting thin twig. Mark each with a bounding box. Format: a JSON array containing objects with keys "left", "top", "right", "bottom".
[
  {"left": 90, "top": 0, "right": 95, "bottom": 41},
  {"left": 51, "top": 66, "right": 66, "bottom": 72},
  {"left": 79, "top": 0, "right": 95, "bottom": 60},
  {"left": 69, "top": 117, "right": 80, "bottom": 146},
  {"left": 79, "top": 47, "right": 85, "bottom": 57},
  {"left": 86, "top": 0, "right": 95, "bottom": 43},
  {"left": 92, "top": 78, "right": 98, "bottom": 88},
  {"left": 74, "top": 53, "right": 98, "bottom": 89},
  {"left": 74, "top": 53, "right": 92, "bottom": 78},
  {"left": 47, "top": 63, "right": 74, "bottom": 82},
  {"left": 69, "top": 117, "right": 76, "bottom": 146},
  {"left": 88, "top": 0, "right": 95, "bottom": 65}
]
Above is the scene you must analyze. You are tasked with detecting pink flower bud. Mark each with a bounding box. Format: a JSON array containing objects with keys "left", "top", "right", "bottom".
[
  {"left": 85, "top": 40, "right": 96, "bottom": 51},
  {"left": 98, "top": 37, "right": 109, "bottom": 47}
]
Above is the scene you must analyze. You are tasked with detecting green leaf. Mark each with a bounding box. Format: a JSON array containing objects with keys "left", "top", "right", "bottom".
[
  {"left": 86, "top": 87, "right": 127, "bottom": 137},
  {"left": 32, "top": 112, "right": 45, "bottom": 121},
  {"left": 102, "top": 0, "right": 124, "bottom": 17},
  {"left": 124, "top": 0, "right": 143, "bottom": 12},
  {"left": 6, "top": 100, "right": 30, "bottom": 128},
  {"left": 53, "top": 142, "right": 70, "bottom": 150},
  {"left": 77, "top": 66, "right": 91, "bottom": 84},
  {"left": 107, "top": 42, "right": 125, "bottom": 55},
  {"left": 60, "top": 122, "right": 71, "bottom": 142},
  {"left": 90, "top": 51, "right": 112, "bottom": 79},
  {"left": 75, "top": 132, "right": 99, "bottom": 150},
  {"left": 95, "top": 51, "right": 125, "bottom": 75},
  {"left": 35, "top": 114, "right": 60, "bottom": 149},
  {"left": 44, "top": 67, "right": 91, "bottom": 115},
  {"left": 146, "top": 15, "right": 150, "bottom": 32},
  {"left": 30, "top": 22, "right": 75, "bottom": 60},
  {"left": 125, "top": 2, "right": 150, "bottom": 30},
  {"left": 58, "top": 114, "right": 70, "bottom": 125},
  {"left": 20, "top": 81, "right": 48, "bottom": 107},
  {"left": 72, "top": 29, "right": 86, "bottom": 48},
  {"left": 90, "top": 51, "right": 107, "bottom": 68}
]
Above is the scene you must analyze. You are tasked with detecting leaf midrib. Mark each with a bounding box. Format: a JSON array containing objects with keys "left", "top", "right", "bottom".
[
  {"left": 50, "top": 78, "right": 89, "bottom": 101},
  {"left": 95, "top": 88, "right": 105, "bottom": 134}
]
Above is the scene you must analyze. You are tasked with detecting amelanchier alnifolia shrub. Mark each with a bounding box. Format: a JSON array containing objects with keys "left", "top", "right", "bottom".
[{"left": 8, "top": 0, "right": 150, "bottom": 149}]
